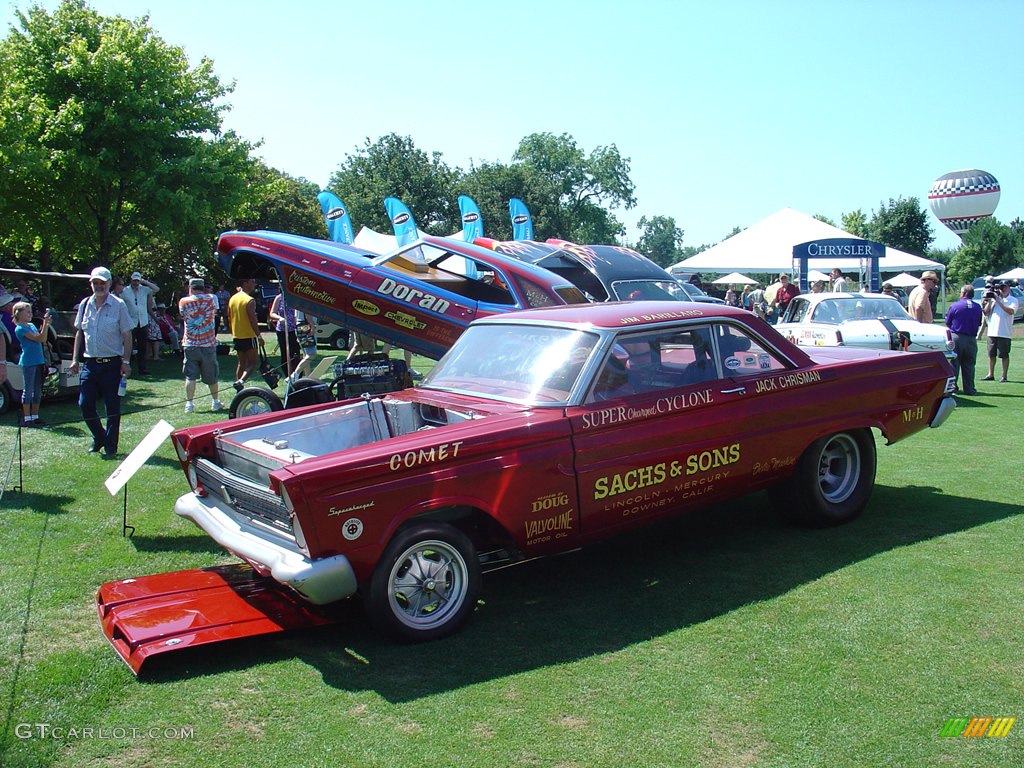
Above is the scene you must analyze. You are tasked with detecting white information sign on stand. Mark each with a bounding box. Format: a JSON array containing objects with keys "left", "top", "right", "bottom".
[{"left": 104, "top": 419, "right": 176, "bottom": 496}]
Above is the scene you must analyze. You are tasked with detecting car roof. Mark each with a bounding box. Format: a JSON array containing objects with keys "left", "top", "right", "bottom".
[
  {"left": 485, "top": 239, "right": 675, "bottom": 284},
  {"left": 795, "top": 292, "right": 902, "bottom": 303},
  {"left": 473, "top": 300, "right": 757, "bottom": 330}
]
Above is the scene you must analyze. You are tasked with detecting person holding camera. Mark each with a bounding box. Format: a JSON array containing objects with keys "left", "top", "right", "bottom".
[{"left": 982, "top": 280, "right": 1019, "bottom": 383}]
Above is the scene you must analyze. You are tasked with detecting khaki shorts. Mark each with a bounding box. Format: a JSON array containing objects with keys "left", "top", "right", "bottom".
[{"left": 183, "top": 346, "right": 219, "bottom": 384}]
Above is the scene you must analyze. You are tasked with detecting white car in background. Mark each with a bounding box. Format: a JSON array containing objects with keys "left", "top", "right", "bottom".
[{"left": 776, "top": 293, "right": 955, "bottom": 359}]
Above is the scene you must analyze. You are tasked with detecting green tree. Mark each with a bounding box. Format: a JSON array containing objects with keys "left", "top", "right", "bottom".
[
  {"left": 867, "top": 197, "right": 934, "bottom": 256},
  {"left": 0, "top": 0, "right": 252, "bottom": 272},
  {"left": 511, "top": 132, "right": 635, "bottom": 242},
  {"left": 946, "top": 217, "right": 1021, "bottom": 286},
  {"left": 841, "top": 209, "right": 870, "bottom": 238},
  {"left": 457, "top": 161, "right": 534, "bottom": 241},
  {"left": 327, "top": 134, "right": 459, "bottom": 237},
  {"left": 230, "top": 164, "right": 323, "bottom": 236},
  {"left": 813, "top": 214, "right": 836, "bottom": 227},
  {"left": 635, "top": 215, "right": 684, "bottom": 267}
]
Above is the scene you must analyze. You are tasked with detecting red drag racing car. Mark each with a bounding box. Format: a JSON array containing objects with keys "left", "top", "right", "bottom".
[{"left": 99, "top": 301, "right": 955, "bottom": 671}]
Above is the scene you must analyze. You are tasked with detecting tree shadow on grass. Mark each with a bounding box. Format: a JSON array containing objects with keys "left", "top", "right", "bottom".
[
  {"left": 1, "top": 491, "right": 75, "bottom": 515},
  {"left": 138, "top": 485, "right": 1022, "bottom": 697}
]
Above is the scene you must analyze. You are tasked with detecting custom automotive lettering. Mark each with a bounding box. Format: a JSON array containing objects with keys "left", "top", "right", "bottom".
[
  {"left": 753, "top": 370, "right": 822, "bottom": 393},
  {"left": 388, "top": 441, "right": 465, "bottom": 470},
  {"left": 287, "top": 271, "right": 338, "bottom": 305},
  {"left": 378, "top": 277, "right": 451, "bottom": 314}
]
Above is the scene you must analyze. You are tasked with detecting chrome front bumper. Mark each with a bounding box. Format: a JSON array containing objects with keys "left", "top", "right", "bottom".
[{"left": 174, "top": 492, "right": 357, "bottom": 605}]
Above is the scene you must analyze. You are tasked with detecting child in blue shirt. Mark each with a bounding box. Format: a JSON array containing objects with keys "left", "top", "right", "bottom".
[{"left": 13, "top": 301, "right": 51, "bottom": 427}]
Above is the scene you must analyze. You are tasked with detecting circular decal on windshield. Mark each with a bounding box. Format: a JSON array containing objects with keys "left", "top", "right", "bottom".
[
  {"left": 725, "top": 356, "right": 742, "bottom": 370},
  {"left": 342, "top": 518, "right": 364, "bottom": 541}
]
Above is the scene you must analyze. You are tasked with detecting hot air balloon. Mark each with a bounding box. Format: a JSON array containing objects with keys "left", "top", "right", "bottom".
[{"left": 927, "top": 169, "right": 1000, "bottom": 237}]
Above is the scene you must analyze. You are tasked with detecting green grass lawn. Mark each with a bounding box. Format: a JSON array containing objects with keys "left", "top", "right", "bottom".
[{"left": 1, "top": 343, "right": 1022, "bottom": 767}]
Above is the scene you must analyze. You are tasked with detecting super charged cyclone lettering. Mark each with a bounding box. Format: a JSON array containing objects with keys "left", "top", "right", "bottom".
[
  {"left": 581, "top": 389, "right": 714, "bottom": 429},
  {"left": 378, "top": 277, "right": 452, "bottom": 314}
]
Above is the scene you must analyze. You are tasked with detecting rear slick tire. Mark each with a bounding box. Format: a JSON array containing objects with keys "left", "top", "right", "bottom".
[{"left": 771, "top": 429, "right": 876, "bottom": 527}]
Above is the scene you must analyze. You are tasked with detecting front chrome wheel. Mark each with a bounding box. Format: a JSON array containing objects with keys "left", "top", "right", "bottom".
[
  {"left": 368, "top": 523, "right": 480, "bottom": 641},
  {"left": 387, "top": 539, "right": 469, "bottom": 631}
]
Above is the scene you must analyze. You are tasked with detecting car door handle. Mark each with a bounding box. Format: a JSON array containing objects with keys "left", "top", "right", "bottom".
[{"left": 720, "top": 386, "right": 746, "bottom": 394}]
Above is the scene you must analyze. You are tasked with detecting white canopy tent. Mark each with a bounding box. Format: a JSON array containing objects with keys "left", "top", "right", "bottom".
[
  {"left": 885, "top": 272, "right": 923, "bottom": 288},
  {"left": 712, "top": 272, "right": 757, "bottom": 285},
  {"left": 996, "top": 267, "right": 1024, "bottom": 280},
  {"left": 669, "top": 208, "right": 945, "bottom": 277}
]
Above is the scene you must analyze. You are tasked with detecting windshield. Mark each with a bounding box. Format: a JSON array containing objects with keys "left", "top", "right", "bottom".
[
  {"left": 611, "top": 279, "right": 682, "bottom": 301},
  {"left": 811, "top": 297, "right": 911, "bottom": 324},
  {"left": 422, "top": 324, "right": 600, "bottom": 405}
]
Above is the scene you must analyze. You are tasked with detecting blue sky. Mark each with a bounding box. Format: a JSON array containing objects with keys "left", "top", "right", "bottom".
[{"left": 7, "top": 0, "right": 1022, "bottom": 252}]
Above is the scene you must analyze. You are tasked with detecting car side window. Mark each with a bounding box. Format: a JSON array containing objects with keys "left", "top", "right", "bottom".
[
  {"left": 587, "top": 327, "right": 719, "bottom": 401},
  {"left": 788, "top": 298, "right": 811, "bottom": 324},
  {"left": 713, "top": 324, "right": 787, "bottom": 377}
]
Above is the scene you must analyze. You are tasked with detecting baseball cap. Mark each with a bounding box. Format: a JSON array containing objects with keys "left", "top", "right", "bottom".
[
  {"left": 0, "top": 291, "right": 15, "bottom": 307},
  {"left": 130, "top": 271, "right": 143, "bottom": 280},
  {"left": 189, "top": 278, "right": 206, "bottom": 290},
  {"left": 90, "top": 266, "right": 112, "bottom": 282}
]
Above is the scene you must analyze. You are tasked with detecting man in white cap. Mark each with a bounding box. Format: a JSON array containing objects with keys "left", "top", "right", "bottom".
[
  {"left": 68, "top": 267, "right": 133, "bottom": 456},
  {"left": 122, "top": 271, "right": 159, "bottom": 375}
]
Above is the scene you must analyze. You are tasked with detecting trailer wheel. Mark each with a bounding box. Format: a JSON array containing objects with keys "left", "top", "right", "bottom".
[
  {"left": 771, "top": 429, "right": 876, "bottom": 527},
  {"left": 0, "top": 381, "right": 13, "bottom": 415},
  {"left": 367, "top": 522, "right": 480, "bottom": 641},
  {"left": 229, "top": 387, "right": 284, "bottom": 419},
  {"left": 328, "top": 330, "right": 348, "bottom": 350}
]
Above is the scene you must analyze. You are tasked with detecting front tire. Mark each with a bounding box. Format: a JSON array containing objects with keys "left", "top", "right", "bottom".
[
  {"left": 771, "top": 429, "right": 876, "bottom": 527},
  {"left": 366, "top": 523, "right": 480, "bottom": 641},
  {"left": 229, "top": 387, "right": 284, "bottom": 419}
]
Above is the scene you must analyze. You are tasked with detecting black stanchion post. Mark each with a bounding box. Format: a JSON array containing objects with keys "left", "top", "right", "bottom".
[{"left": 122, "top": 482, "right": 134, "bottom": 538}]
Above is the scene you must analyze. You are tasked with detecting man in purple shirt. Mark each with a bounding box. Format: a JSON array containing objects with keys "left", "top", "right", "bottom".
[{"left": 944, "top": 285, "right": 984, "bottom": 395}]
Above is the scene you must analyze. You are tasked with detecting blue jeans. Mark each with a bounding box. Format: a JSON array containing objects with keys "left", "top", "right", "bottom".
[{"left": 79, "top": 358, "right": 121, "bottom": 453}]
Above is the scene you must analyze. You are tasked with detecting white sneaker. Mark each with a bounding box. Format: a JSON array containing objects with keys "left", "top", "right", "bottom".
[
  {"left": 211, "top": 399, "right": 224, "bottom": 412},
  {"left": 185, "top": 401, "right": 195, "bottom": 413}
]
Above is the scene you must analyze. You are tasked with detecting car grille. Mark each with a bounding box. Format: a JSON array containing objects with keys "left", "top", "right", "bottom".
[{"left": 192, "top": 457, "right": 293, "bottom": 534}]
